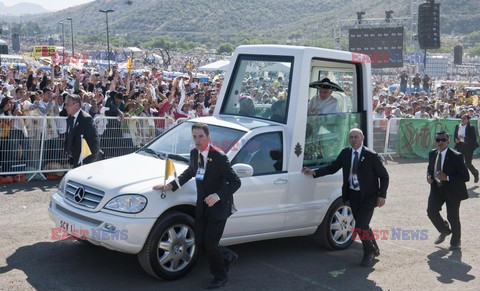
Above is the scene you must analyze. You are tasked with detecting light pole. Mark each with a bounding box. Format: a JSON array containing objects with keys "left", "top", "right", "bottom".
[
  {"left": 66, "top": 17, "right": 74, "bottom": 56},
  {"left": 99, "top": 9, "right": 114, "bottom": 72},
  {"left": 59, "top": 22, "right": 65, "bottom": 66}
]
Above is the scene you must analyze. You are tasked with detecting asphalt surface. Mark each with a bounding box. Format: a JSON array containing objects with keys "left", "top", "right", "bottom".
[{"left": 0, "top": 158, "right": 479, "bottom": 290}]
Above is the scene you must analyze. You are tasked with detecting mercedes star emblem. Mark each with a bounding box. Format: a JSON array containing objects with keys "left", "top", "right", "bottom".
[{"left": 74, "top": 187, "right": 86, "bottom": 203}]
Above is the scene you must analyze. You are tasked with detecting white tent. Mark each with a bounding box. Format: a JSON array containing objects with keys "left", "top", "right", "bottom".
[{"left": 198, "top": 60, "right": 230, "bottom": 71}]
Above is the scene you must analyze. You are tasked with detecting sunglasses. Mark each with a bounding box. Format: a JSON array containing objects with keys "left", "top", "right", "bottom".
[{"left": 435, "top": 138, "right": 448, "bottom": 142}]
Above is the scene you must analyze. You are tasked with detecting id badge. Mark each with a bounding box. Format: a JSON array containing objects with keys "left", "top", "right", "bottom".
[{"left": 196, "top": 167, "right": 206, "bottom": 181}]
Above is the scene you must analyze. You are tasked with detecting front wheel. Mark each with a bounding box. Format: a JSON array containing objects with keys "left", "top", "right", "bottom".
[
  {"left": 313, "top": 198, "right": 355, "bottom": 250},
  {"left": 138, "top": 211, "right": 199, "bottom": 280}
]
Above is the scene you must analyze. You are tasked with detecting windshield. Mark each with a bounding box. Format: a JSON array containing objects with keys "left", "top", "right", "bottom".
[
  {"left": 144, "top": 122, "right": 246, "bottom": 162},
  {"left": 220, "top": 54, "right": 293, "bottom": 123}
]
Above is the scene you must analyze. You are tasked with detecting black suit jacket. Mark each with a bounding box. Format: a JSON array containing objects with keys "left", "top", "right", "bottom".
[
  {"left": 427, "top": 148, "right": 469, "bottom": 201},
  {"left": 65, "top": 109, "right": 100, "bottom": 166},
  {"left": 171, "top": 146, "right": 241, "bottom": 220},
  {"left": 454, "top": 123, "right": 479, "bottom": 152},
  {"left": 314, "top": 146, "right": 389, "bottom": 204}
]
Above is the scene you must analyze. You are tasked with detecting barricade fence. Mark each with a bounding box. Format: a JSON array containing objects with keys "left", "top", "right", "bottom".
[
  {"left": 1, "top": 116, "right": 469, "bottom": 180},
  {"left": 372, "top": 117, "right": 476, "bottom": 160},
  {"left": 0, "top": 115, "right": 176, "bottom": 181}
]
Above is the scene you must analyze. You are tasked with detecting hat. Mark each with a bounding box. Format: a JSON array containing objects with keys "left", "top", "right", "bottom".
[
  {"left": 379, "top": 91, "right": 387, "bottom": 97},
  {"left": 309, "top": 78, "right": 344, "bottom": 92}
]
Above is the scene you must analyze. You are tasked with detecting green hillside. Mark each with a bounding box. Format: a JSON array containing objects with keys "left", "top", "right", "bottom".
[{"left": 2, "top": 0, "right": 479, "bottom": 51}]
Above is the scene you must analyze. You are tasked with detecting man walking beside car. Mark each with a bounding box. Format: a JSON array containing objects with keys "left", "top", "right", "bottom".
[
  {"left": 426, "top": 131, "right": 469, "bottom": 251},
  {"left": 64, "top": 94, "right": 100, "bottom": 168},
  {"left": 302, "top": 128, "right": 389, "bottom": 267},
  {"left": 153, "top": 122, "right": 241, "bottom": 289}
]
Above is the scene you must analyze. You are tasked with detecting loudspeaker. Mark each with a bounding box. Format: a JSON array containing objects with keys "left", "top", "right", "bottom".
[
  {"left": 12, "top": 33, "right": 20, "bottom": 52},
  {"left": 418, "top": 2, "right": 440, "bottom": 49},
  {"left": 454, "top": 45, "right": 463, "bottom": 65}
]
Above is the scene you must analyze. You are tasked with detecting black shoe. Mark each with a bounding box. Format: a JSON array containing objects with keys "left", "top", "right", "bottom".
[
  {"left": 475, "top": 175, "right": 479, "bottom": 183},
  {"left": 224, "top": 252, "right": 238, "bottom": 272},
  {"left": 360, "top": 253, "right": 375, "bottom": 267},
  {"left": 434, "top": 230, "right": 452, "bottom": 245},
  {"left": 449, "top": 242, "right": 461, "bottom": 251},
  {"left": 203, "top": 277, "right": 228, "bottom": 289}
]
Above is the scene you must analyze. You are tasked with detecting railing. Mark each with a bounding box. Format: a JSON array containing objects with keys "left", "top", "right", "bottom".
[{"left": 0, "top": 115, "right": 175, "bottom": 181}]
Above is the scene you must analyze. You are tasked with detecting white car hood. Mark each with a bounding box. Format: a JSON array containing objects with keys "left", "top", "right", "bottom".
[{"left": 64, "top": 153, "right": 189, "bottom": 198}]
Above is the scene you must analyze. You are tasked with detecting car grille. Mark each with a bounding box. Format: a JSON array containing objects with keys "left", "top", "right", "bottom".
[{"left": 65, "top": 180, "right": 105, "bottom": 209}]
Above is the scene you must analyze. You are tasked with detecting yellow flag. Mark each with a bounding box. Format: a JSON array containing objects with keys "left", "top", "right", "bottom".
[
  {"left": 109, "top": 68, "right": 113, "bottom": 76},
  {"left": 165, "top": 158, "right": 174, "bottom": 178},
  {"left": 127, "top": 57, "right": 133, "bottom": 72},
  {"left": 78, "top": 136, "right": 92, "bottom": 165},
  {"left": 165, "top": 158, "right": 180, "bottom": 189}
]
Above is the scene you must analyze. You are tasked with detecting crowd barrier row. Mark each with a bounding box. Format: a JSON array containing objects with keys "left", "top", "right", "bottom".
[
  {"left": 0, "top": 115, "right": 178, "bottom": 181},
  {"left": 1, "top": 115, "right": 467, "bottom": 180}
]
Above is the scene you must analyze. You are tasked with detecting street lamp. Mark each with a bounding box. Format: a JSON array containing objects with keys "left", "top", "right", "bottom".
[
  {"left": 66, "top": 17, "right": 74, "bottom": 56},
  {"left": 59, "top": 22, "right": 65, "bottom": 66},
  {"left": 385, "top": 10, "right": 394, "bottom": 23},
  {"left": 99, "top": 9, "right": 114, "bottom": 72},
  {"left": 357, "top": 11, "right": 365, "bottom": 24}
]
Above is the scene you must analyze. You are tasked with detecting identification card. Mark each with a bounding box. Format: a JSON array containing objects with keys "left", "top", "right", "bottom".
[{"left": 196, "top": 167, "right": 206, "bottom": 181}]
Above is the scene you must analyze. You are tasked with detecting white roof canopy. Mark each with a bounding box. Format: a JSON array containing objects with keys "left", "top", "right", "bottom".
[{"left": 198, "top": 60, "right": 230, "bottom": 71}]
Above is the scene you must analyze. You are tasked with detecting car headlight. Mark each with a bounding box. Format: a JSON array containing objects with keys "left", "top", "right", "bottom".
[
  {"left": 58, "top": 176, "right": 66, "bottom": 195},
  {"left": 104, "top": 195, "right": 147, "bottom": 213}
]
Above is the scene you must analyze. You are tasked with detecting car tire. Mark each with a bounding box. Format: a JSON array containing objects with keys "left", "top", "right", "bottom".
[
  {"left": 138, "top": 211, "right": 199, "bottom": 280},
  {"left": 312, "top": 198, "right": 355, "bottom": 250}
]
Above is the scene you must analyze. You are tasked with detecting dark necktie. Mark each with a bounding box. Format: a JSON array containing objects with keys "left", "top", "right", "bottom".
[
  {"left": 352, "top": 151, "right": 359, "bottom": 188},
  {"left": 435, "top": 152, "right": 443, "bottom": 187},
  {"left": 352, "top": 151, "right": 359, "bottom": 174},
  {"left": 66, "top": 115, "right": 74, "bottom": 133},
  {"left": 199, "top": 153, "right": 205, "bottom": 168},
  {"left": 436, "top": 152, "right": 442, "bottom": 173}
]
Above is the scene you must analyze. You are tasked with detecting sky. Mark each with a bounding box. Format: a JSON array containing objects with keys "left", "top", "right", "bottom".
[{"left": 1, "top": 0, "right": 94, "bottom": 11}]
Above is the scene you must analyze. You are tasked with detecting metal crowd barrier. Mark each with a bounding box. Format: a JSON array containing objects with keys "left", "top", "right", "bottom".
[
  {"left": 0, "top": 115, "right": 175, "bottom": 181},
  {"left": 372, "top": 117, "right": 400, "bottom": 162}
]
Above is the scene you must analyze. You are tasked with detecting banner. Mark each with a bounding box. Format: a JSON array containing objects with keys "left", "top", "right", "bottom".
[
  {"left": 33, "top": 46, "right": 57, "bottom": 57},
  {"left": 396, "top": 119, "right": 479, "bottom": 158}
]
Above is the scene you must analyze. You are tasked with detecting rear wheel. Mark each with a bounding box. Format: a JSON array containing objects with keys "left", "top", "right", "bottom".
[
  {"left": 138, "top": 211, "right": 199, "bottom": 280},
  {"left": 313, "top": 198, "right": 355, "bottom": 250}
]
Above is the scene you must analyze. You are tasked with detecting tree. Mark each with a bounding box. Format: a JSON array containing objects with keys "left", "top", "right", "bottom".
[{"left": 218, "top": 43, "right": 234, "bottom": 54}]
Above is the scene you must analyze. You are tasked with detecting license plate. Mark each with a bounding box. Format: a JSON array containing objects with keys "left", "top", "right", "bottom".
[{"left": 59, "top": 219, "right": 75, "bottom": 234}]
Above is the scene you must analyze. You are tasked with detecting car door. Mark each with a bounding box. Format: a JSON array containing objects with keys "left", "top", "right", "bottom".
[{"left": 223, "top": 130, "right": 288, "bottom": 237}]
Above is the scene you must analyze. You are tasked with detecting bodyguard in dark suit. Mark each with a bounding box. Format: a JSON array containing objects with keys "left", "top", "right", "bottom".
[
  {"left": 302, "top": 128, "right": 389, "bottom": 267},
  {"left": 454, "top": 114, "right": 479, "bottom": 183},
  {"left": 64, "top": 94, "right": 100, "bottom": 168},
  {"left": 427, "top": 131, "right": 469, "bottom": 250},
  {"left": 154, "top": 123, "right": 241, "bottom": 289}
]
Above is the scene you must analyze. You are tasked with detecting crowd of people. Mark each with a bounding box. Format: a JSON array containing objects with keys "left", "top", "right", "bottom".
[
  {"left": 1, "top": 56, "right": 479, "bottom": 183},
  {"left": 371, "top": 71, "right": 480, "bottom": 120}
]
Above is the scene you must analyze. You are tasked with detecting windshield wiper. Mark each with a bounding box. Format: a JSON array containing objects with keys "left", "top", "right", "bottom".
[
  {"left": 140, "top": 148, "right": 164, "bottom": 159},
  {"left": 165, "top": 153, "right": 190, "bottom": 164}
]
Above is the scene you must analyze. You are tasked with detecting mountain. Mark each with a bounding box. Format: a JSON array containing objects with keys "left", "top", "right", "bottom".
[
  {"left": 0, "top": 1, "right": 49, "bottom": 15},
  {"left": 3, "top": 0, "right": 480, "bottom": 49}
]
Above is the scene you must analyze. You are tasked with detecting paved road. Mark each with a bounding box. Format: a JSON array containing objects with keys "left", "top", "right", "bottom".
[{"left": 0, "top": 159, "right": 479, "bottom": 290}]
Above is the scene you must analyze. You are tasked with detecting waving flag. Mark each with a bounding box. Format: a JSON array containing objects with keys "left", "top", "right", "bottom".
[
  {"left": 78, "top": 135, "right": 92, "bottom": 165},
  {"left": 165, "top": 157, "right": 180, "bottom": 189}
]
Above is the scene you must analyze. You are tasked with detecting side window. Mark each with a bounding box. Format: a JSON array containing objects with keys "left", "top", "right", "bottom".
[
  {"left": 232, "top": 132, "right": 283, "bottom": 175},
  {"left": 304, "top": 60, "right": 362, "bottom": 166}
]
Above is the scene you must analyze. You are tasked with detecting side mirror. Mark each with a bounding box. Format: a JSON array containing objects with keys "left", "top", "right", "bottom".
[{"left": 232, "top": 163, "right": 254, "bottom": 178}]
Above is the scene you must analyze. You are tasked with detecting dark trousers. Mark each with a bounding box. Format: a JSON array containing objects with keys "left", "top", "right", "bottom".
[
  {"left": 349, "top": 190, "right": 379, "bottom": 254},
  {"left": 195, "top": 217, "right": 236, "bottom": 280},
  {"left": 427, "top": 188, "right": 461, "bottom": 245},
  {"left": 458, "top": 146, "right": 478, "bottom": 178}
]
